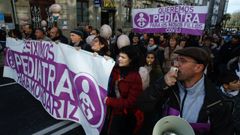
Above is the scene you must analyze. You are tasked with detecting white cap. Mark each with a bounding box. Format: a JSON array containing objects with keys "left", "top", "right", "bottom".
[
  {"left": 86, "top": 35, "right": 96, "bottom": 45},
  {"left": 117, "top": 34, "right": 130, "bottom": 49}
]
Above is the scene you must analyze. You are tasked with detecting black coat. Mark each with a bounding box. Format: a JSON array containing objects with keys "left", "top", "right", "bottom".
[{"left": 137, "top": 77, "right": 234, "bottom": 135}]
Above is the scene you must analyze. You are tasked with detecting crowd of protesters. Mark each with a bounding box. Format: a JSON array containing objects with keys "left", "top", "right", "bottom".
[{"left": 0, "top": 24, "right": 240, "bottom": 135}]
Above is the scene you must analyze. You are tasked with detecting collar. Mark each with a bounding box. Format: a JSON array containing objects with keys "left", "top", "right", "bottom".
[
  {"left": 237, "top": 63, "right": 240, "bottom": 77},
  {"left": 147, "top": 45, "right": 157, "bottom": 51},
  {"left": 220, "top": 85, "right": 239, "bottom": 97},
  {"left": 178, "top": 75, "right": 205, "bottom": 95}
]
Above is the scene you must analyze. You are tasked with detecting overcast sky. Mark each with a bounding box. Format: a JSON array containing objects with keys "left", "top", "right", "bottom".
[{"left": 227, "top": 0, "right": 240, "bottom": 13}]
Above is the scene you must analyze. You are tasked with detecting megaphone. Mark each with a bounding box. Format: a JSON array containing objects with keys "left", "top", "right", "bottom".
[{"left": 152, "top": 116, "right": 195, "bottom": 135}]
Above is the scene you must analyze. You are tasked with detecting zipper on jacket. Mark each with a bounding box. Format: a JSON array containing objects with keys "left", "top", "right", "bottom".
[
  {"left": 180, "top": 89, "right": 188, "bottom": 117},
  {"left": 206, "top": 100, "right": 221, "bottom": 109}
]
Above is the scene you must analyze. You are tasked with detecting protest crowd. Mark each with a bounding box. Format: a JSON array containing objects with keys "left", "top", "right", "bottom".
[{"left": 0, "top": 20, "right": 240, "bottom": 135}]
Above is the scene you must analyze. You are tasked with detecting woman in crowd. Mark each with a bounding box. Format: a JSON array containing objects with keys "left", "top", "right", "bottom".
[
  {"left": 138, "top": 51, "right": 163, "bottom": 135},
  {"left": 163, "top": 35, "right": 182, "bottom": 73},
  {"left": 146, "top": 36, "right": 164, "bottom": 68},
  {"left": 104, "top": 45, "right": 143, "bottom": 135},
  {"left": 144, "top": 51, "right": 163, "bottom": 85},
  {"left": 91, "top": 36, "right": 110, "bottom": 56}
]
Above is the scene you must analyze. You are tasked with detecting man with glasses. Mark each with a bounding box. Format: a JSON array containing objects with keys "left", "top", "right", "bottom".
[{"left": 137, "top": 47, "right": 234, "bottom": 135}]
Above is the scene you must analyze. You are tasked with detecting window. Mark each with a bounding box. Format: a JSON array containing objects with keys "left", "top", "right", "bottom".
[{"left": 77, "top": 0, "right": 89, "bottom": 25}]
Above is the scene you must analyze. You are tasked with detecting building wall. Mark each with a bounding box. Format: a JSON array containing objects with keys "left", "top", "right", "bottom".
[
  {"left": 0, "top": 0, "right": 16, "bottom": 29},
  {"left": 0, "top": 1, "right": 13, "bottom": 15},
  {"left": 10, "top": 0, "right": 228, "bottom": 35},
  {"left": 15, "top": 0, "right": 31, "bottom": 25}
]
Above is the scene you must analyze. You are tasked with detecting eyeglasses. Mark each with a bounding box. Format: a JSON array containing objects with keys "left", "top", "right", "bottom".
[{"left": 173, "top": 56, "right": 197, "bottom": 66}]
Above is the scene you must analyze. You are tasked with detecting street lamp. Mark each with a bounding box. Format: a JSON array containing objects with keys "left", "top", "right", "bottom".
[{"left": 49, "top": 4, "right": 62, "bottom": 26}]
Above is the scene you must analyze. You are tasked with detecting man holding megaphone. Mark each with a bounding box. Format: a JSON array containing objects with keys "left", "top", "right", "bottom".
[{"left": 137, "top": 47, "right": 234, "bottom": 135}]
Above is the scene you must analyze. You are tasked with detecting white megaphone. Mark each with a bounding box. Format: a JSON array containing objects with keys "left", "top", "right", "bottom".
[{"left": 152, "top": 116, "right": 195, "bottom": 135}]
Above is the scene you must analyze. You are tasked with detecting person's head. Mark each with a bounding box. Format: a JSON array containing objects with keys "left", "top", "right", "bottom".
[
  {"left": 116, "top": 28, "right": 122, "bottom": 36},
  {"left": 169, "top": 36, "right": 178, "bottom": 48},
  {"left": 35, "top": 28, "right": 45, "bottom": 40},
  {"left": 50, "top": 27, "right": 60, "bottom": 39},
  {"left": 146, "top": 51, "right": 159, "bottom": 66},
  {"left": 85, "top": 25, "right": 92, "bottom": 33},
  {"left": 132, "top": 34, "right": 140, "bottom": 45},
  {"left": 70, "top": 28, "right": 84, "bottom": 43},
  {"left": 203, "top": 36, "right": 212, "bottom": 46},
  {"left": 148, "top": 37, "right": 156, "bottom": 46},
  {"left": 117, "top": 34, "right": 130, "bottom": 49},
  {"left": 173, "top": 47, "right": 210, "bottom": 81},
  {"left": 219, "top": 70, "right": 240, "bottom": 91},
  {"left": 86, "top": 35, "right": 96, "bottom": 45},
  {"left": 90, "top": 29, "right": 99, "bottom": 36},
  {"left": 159, "top": 34, "right": 165, "bottom": 41},
  {"left": 231, "top": 35, "right": 240, "bottom": 45},
  {"left": 23, "top": 24, "right": 33, "bottom": 35},
  {"left": 118, "top": 45, "right": 141, "bottom": 71},
  {"left": 100, "top": 24, "right": 112, "bottom": 40},
  {"left": 91, "top": 36, "right": 109, "bottom": 54},
  {"left": 179, "top": 38, "right": 187, "bottom": 48},
  {"left": 143, "top": 33, "right": 149, "bottom": 40},
  {"left": 8, "top": 29, "right": 22, "bottom": 39}
]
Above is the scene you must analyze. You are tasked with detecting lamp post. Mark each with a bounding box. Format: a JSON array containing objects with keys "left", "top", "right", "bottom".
[{"left": 49, "top": 4, "right": 62, "bottom": 27}]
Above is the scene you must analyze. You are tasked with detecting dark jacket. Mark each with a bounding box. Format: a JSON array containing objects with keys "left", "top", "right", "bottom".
[
  {"left": 137, "top": 77, "right": 234, "bottom": 135},
  {"left": 52, "top": 35, "right": 68, "bottom": 44},
  {"left": 218, "top": 87, "right": 240, "bottom": 135}
]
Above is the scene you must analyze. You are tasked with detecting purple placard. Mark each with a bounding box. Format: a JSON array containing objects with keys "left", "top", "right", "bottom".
[{"left": 132, "top": 5, "right": 208, "bottom": 35}]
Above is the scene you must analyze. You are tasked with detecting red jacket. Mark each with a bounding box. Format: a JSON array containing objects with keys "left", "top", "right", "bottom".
[{"left": 106, "top": 67, "right": 143, "bottom": 115}]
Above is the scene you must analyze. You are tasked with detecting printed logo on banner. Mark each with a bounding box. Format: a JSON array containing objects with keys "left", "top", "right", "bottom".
[
  {"left": 74, "top": 73, "right": 104, "bottom": 127},
  {"left": 134, "top": 12, "right": 149, "bottom": 28},
  {"left": 5, "top": 49, "right": 16, "bottom": 68}
]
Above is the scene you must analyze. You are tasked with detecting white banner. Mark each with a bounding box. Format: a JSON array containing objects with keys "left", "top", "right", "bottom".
[{"left": 3, "top": 38, "right": 115, "bottom": 135}]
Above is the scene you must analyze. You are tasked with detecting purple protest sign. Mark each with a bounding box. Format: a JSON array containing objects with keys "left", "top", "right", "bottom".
[{"left": 132, "top": 5, "right": 208, "bottom": 36}]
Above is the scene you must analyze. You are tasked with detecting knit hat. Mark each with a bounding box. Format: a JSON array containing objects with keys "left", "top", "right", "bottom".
[
  {"left": 70, "top": 28, "right": 84, "bottom": 37},
  {"left": 100, "top": 24, "right": 112, "bottom": 39},
  {"left": 117, "top": 34, "right": 130, "bottom": 49},
  {"left": 174, "top": 47, "right": 210, "bottom": 67}
]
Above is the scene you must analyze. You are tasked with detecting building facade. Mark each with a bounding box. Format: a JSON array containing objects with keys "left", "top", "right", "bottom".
[{"left": 0, "top": 0, "right": 228, "bottom": 35}]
